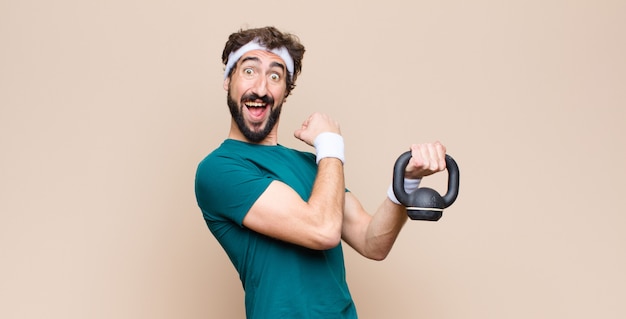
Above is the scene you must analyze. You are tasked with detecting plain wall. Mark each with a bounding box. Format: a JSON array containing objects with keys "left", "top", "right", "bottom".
[{"left": 1, "top": 0, "right": 625, "bottom": 318}]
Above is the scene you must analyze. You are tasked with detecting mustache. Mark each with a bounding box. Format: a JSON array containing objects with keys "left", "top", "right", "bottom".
[{"left": 241, "top": 93, "right": 274, "bottom": 106}]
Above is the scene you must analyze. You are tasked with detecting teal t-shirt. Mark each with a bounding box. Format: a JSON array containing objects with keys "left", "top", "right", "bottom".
[{"left": 195, "top": 139, "right": 357, "bottom": 319}]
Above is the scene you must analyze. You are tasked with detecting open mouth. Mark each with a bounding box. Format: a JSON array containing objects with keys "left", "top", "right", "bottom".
[{"left": 244, "top": 100, "right": 270, "bottom": 119}]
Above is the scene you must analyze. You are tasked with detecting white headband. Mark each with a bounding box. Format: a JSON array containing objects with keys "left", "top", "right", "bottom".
[{"left": 223, "top": 38, "right": 295, "bottom": 80}]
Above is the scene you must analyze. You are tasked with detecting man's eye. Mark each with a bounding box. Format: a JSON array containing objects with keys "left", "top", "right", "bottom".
[
  {"left": 244, "top": 68, "right": 254, "bottom": 75},
  {"left": 270, "top": 73, "right": 280, "bottom": 81}
]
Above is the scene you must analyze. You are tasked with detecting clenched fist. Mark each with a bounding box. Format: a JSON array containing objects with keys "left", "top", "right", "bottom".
[
  {"left": 294, "top": 112, "right": 342, "bottom": 146},
  {"left": 404, "top": 142, "right": 448, "bottom": 179}
]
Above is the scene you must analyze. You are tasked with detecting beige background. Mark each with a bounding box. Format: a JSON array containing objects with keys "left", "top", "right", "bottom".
[{"left": 1, "top": 0, "right": 625, "bottom": 318}]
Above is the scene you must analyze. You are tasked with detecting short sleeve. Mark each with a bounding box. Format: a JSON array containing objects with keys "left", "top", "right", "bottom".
[{"left": 195, "top": 153, "right": 273, "bottom": 227}]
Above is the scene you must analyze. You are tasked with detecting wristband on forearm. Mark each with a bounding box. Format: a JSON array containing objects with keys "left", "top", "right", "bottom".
[
  {"left": 313, "top": 132, "right": 345, "bottom": 164},
  {"left": 387, "top": 178, "right": 421, "bottom": 205}
]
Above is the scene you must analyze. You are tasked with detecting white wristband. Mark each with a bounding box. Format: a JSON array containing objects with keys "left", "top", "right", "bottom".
[
  {"left": 313, "top": 132, "right": 345, "bottom": 164},
  {"left": 387, "top": 178, "right": 421, "bottom": 205}
]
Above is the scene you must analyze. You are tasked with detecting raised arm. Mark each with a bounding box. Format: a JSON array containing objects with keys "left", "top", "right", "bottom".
[
  {"left": 341, "top": 142, "right": 448, "bottom": 260},
  {"left": 242, "top": 113, "right": 346, "bottom": 250}
]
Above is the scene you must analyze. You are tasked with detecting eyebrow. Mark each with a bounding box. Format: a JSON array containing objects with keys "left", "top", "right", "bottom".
[
  {"left": 240, "top": 56, "right": 260, "bottom": 65},
  {"left": 239, "top": 56, "right": 286, "bottom": 73},
  {"left": 270, "top": 61, "right": 286, "bottom": 73}
]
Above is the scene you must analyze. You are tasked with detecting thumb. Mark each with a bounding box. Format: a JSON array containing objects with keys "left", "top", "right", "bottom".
[
  {"left": 294, "top": 119, "right": 309, "bottom": 142},
  {"left": 293, "top": 128, "right": 303, "bottom": 141},
  {"left": 294, "top": 127, "right": 314, "bottom": 146}
]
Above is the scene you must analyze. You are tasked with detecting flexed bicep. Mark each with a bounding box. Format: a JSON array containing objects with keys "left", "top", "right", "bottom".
[{"left": 243, "top": 180, "right": 342, "bottom": 250}]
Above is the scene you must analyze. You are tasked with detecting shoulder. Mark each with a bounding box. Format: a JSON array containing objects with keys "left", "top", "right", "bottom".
[
  {"left": 194, "top": 141, "right": 274, "bottom": 223},
  {"left": 196, "top": 141, "right": 255, "bottom": 182}
]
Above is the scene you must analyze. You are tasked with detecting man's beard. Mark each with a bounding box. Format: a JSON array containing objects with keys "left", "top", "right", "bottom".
[{"left": 227, "top": 91, "right": 282, "bottom": 143}]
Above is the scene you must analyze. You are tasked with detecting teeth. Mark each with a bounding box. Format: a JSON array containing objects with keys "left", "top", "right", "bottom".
[{"left": 245, "top": 101, "right": 265, "bottom": 108}]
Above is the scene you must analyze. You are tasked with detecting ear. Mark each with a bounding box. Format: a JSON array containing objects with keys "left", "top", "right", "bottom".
[{"left": 223, "top": 77, "right": 230, "bottom": 91}]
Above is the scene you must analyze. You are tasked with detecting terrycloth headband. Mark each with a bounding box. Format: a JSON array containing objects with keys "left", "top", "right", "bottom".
[{"left": 223, "top": 38, "right": 295, "bottom": 80}]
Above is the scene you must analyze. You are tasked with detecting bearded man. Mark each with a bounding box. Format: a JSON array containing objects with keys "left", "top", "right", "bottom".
[{"left": 195, "top": 26, "right": 448, "bottom": 319}]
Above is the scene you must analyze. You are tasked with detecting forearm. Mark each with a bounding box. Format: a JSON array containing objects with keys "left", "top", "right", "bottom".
[
  {"left": 306, "top": 157, "right": 346, "bottom": 248},
  {"left": 362, "top": 198, "right": 408, "bottom": 260}
]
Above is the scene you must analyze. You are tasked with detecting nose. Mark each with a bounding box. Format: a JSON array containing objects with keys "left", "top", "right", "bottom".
[{"left": 251, "top": 75, "right": 268, "bottom": 97}]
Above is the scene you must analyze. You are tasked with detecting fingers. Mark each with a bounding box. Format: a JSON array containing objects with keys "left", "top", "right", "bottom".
[
  {"left": 308, "top": 112, "right": 341, "bottom": 134},
  {"left": 408, "top": 141, "right": 447, "bottom": 177},
  {"left": 294, "top": 112, "right": 341, "bottom": 146}
]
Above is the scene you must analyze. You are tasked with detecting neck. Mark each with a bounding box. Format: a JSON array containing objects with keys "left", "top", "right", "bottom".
[{"left": 228, "top": 118, "right": 279, "bottom": 146}]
